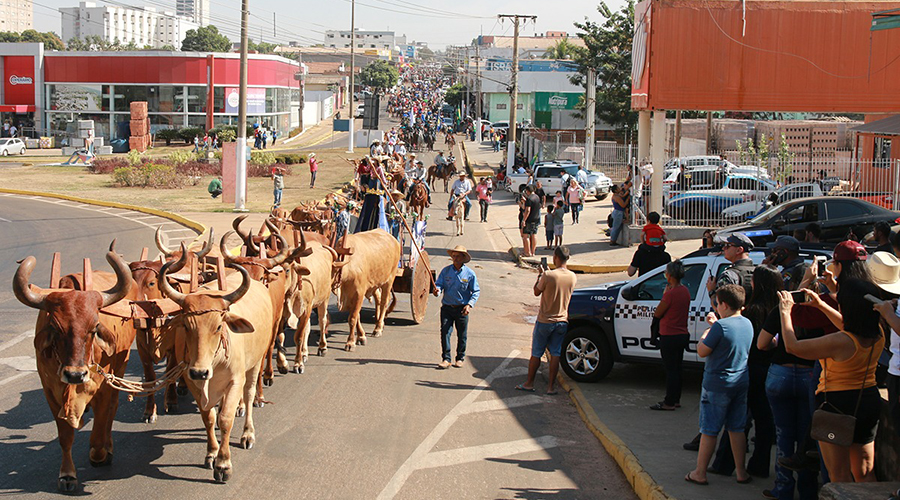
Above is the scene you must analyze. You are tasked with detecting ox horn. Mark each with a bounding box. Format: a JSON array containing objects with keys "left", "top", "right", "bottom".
[
  {"left": 262, "top": 220, "right": 289, "bottom": 267},
  {"left": 221, "top": 263, "right": 251, "bottom": 306},
  {"left": 232, "top": 214, "right": 252, "bottom": 247},
  {"left": 99, "top": 249, "right": 134, "bottom": 308},
  {"left": 12, "top": 256, "right": 47, "bottom": 310},
  {"left": 158, "top": 244, "right": 189, "bottom": 305},
  {"left": 324, "top": 245, "right": 348, "bottom": 269},
  {"left": 289, "top": 227, "right": 313, "bottom": 260},
  {"left": 155, "top": 226, "right": 175, "bottom": 257},
  {"left": 194, "top": 227, "right": 214, "bottom": 260},
  {"left": 219, "top": 231, "right": 239, "bottom": 266}
]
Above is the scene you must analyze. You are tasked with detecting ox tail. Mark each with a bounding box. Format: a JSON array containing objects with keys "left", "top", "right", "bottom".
[{"left": 387, "top": 291, "right": 397, "bottom": 316}]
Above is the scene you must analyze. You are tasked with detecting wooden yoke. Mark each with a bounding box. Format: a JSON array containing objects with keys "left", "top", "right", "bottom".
[
  {"left": 189, "top": 252, "right": 198, "bottom": 293},
  {"left": 50, "top": 252, "right": 61, "bottom": 288},
  {"left": 83, "top": 258, "right": 93, "bottom": 291},
  {"left": 216, "top": 256, "right": 226, "bottom": 291},
  {"left": 139, "top": 247, "right": 149, "bottom": 261}
]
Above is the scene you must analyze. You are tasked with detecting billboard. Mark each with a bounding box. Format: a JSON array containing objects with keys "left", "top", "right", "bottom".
[
  {"left": 4, "top": 56, "right": 35, "bottom": 105},
  {"left": 224, "top": 87, "right": 266, "bottom": 114}
]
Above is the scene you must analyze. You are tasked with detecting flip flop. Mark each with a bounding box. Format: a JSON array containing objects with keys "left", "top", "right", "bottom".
[
  {"left": 649, "top": 402, "right": 676, "bottom": 411},
  {"left": 737, "top": 476, "right": 753, "bottom": 484},
  {"left": 684, "top": 472, "right": 708, "bottom": 486},
  {"left": 514, "top": 384, "right": 536, "bottom": 392},
  {"left": 546, "top": 390, "right": 559, "bottom": 396}
]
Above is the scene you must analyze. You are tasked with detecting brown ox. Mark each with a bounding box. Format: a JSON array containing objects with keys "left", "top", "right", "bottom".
[
  {"left": 13, "top": 251, "right": 134, "bottom": 492},
  {"left": 334, "top": 229, "right": 401, "bottom": 351},
  {"left": 159, "top": 252, "right": 273, "bottom": 483}
]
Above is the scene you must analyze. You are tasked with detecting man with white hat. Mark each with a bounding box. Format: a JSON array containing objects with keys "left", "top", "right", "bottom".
[
  {"left": 308, "top": 152, "right": 321, "bottom": 189},
  {"left": 432, "top": 245, "right": 480, "bottom": 369}
]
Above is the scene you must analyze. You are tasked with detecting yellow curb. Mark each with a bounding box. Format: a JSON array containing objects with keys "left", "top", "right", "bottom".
[
  {"left": 562, "top": 263, "right": 629, "bottom": 274},
  {"left": 0, "top": 188, "right": 206, "bottom": 237},
  {"left": 557, "top": 373, "right": 676, "bottom": 500}
]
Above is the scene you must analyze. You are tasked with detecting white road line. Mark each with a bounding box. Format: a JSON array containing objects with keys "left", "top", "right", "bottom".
[
  {"left": 0, "top": 216, "right": 10, "bottom": 222},
  {"left": 463, "top": 395, "right": 543, "bottom": 414},
  {"left": 376, "top": 349, "right": 521, "bottom": 500},
  {"left": 0, "top": 372, "right": 30, "bottom": 388},
  {"left": 162, "top": 228, "right": 196, "bottom": 233},
  {"left": 417, "top": 436, "right": 560, "bottom": 470},
  {"left": 0, "top": 331, "right": 34, "bottom": 353}
]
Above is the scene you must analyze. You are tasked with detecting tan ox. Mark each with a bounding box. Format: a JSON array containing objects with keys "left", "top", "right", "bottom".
[
  {"left": 13, "top": 250, "right": 135, "bottom": 492},
  {"left": 159, "top": 252, "right": 274, "bottom": 483},
  {"left": 334, "top": 229, "right": 401, "bottom": 351}
]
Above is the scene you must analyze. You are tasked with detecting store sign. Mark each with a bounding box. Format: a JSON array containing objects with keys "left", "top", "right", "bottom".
[
  {"left": 4, "top": 56, "right": 35, "bottom": 105},
  {"left": 224, "top": 87, "right": 266, "bottom": 114},
  {"left": 9, "top": 75, "right": 32, "bottom": 85},
  {"left": 535, "top": 92, "right": 580, "bottom": 111},
  {"left": 485, "top": 58, "right": 578, "bottom": 72}
]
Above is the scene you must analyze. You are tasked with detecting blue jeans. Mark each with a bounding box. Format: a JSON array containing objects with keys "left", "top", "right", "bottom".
[
  {"left": 447, "top": 196, "right": 471, "bottom": 218},
  {"left": 766, "top": 364, "right": 817, "bottom": 500},
  {"left": 273, "top": 188, "right": 282, "bottom": 207},
  {"left": 609, "top": 209, "right": 625, "bottom": 243},
  {"left": 440, "top": 305, "right": 468, "bottom": 362}
]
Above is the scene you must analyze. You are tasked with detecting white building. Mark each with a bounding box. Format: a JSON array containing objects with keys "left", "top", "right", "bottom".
[
  {"left": 1, "top": 0, "right": 33, "bottom": 32},
  {"left": 60, "top": 2, "right": 197, "bottom": 48},
  {"left": 176, "top": 0, "right": 208, "bottom": 27},
  {"left": 324, "top": 30, "right": 406, "bottom": 52}
]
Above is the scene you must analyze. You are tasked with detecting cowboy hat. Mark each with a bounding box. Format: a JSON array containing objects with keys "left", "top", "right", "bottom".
[
  {"left": 458, "top": 171, "right": 467, "bottom": 176},
  {"left": 390, "top": 189, "right": 403, "bottom": 197},
  {"left": 868, "top": 251, "right": 900, "bottom": 295},
  {"left": 447, "top": 245, "right": 471, "bottom": 263},
  {"left": 309, "top": 152, "right": 316, "bottom": 157}
]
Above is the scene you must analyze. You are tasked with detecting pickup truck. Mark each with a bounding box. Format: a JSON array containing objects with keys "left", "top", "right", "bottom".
[{"left": 507, "top": 162, "right": 612, "bottom": 201}]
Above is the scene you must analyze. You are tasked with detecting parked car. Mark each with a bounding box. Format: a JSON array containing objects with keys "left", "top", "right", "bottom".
[
  {"left": 490, "top": 121, "right": 509, "bottom": 132},
  {"left": 663, "top": 155, "right": 734, "bottom": 175},
  {"left": 562, "top": 247, "right": 831, "bottom": 382},
  {"left": 507, "top": 161, "right": 612, "bottom": 200},
  {"left": 665, "top": 174, "right": 778, "bottom": 221},
  {"left": 718, "top": 196, "right": 900, "bottom": 245},
  {"left": 355, "top": 105, "right": 365, "bottom": 118},
  {"left": 723, "top": 182, "right": 823, "bottom": 220},
  {"left": 0, "top": 137, "right": 26, "bottom": 155}
]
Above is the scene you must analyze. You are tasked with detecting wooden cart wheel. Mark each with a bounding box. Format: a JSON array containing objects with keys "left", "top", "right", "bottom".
[{"left": 410, "top": 250, "right": 431, "bottom": 324}]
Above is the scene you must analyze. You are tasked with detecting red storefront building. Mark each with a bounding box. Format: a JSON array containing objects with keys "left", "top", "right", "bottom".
[{"left": 0, "top": 42, "right": 301, "bottom": 140}]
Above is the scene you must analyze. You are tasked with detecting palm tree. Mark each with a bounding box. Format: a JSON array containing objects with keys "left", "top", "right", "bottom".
[{"left": 544, "top": 38, "right": 578, "bottom": 60}]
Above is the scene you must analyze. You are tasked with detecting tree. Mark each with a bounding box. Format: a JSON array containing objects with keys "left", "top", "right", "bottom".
[
  {"left": 444, "top": 83, "right": 468, "bottom": 108},
  {"left": 247, "top": 39, "right": 277, "bottom": 54},
  {"left": 570, "top": 1, "right": 636, "bottom": 131},
  {"left": 544, "top": 38, "right": 578, "bottom": 60},
  {"left": 181, "top": 25, "right": 231, "bottom": 52},
  {"left": 0, "top": 30, "right": 64, "bottom": 51},
  {"left": 359, "top": 60, "right": 399, "bottom": 91}
]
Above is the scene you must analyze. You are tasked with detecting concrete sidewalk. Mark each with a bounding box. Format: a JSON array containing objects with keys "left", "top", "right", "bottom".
[{"left": 462, "top": 136, "right": 702, "bottom": 272}]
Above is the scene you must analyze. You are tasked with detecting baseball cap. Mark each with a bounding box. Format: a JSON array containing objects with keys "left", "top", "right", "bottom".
[
  {"left": 771, "top": 235, "right": 800, "bottom": 253},
  {"left": 833, "top": 240, "right": 867, "bottom": 262},
  {"left": 725, "top": 233, "right": 754, "bottom": 251}
]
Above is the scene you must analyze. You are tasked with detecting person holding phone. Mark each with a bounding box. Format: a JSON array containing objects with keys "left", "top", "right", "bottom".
[{"left": 516, "top": 246, "right": 576, "bottom": 395}]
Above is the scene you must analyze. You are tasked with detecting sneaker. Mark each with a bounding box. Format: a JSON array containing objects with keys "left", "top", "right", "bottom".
[
  {"left": 683, "top": 434, "right": 701, "bottom": 451},
  {"left": 777, "top": 454, "right": 819, "bottom": 472},
  {"left": 762, "top": 490, "right": 777, "bottom": 500},
  {"left": 452, "top": 359, "right": 464, "bottom": 368},
  {"left": 437, "top": 360, "right": 451, "bottom": 369}
]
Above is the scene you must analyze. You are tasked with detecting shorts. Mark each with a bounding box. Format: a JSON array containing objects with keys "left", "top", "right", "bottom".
[
  {"left": 545, "top": 229, "right": 554, "bottom": 241},
  {"left": 815, "top": 386, "right": 882, "bottom": 444},
  {"left": 523, "top": 221, "right": 539, "bottom": 235},
  {"left": 553, "top": 224, "right": 564, "bottom": 236},
  {"left": 531, "top": 321, "right": 567, "bottom": 357},
  {"left": 699, "top": 386, "right": 748, "bottom": 435}
]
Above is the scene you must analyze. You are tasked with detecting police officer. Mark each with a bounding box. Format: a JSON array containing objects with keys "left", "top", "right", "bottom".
[
  {"left": 705, "top": 232, "right": 756, "bottom": 301},
  {"left": 764, "top": 235, "right": 807, "bottom": 291}
]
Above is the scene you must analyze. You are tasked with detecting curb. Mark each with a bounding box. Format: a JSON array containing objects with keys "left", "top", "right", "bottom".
[
  {"left": 557, "top": 373, "right": 676, "bottom": 500},
  {"left": 0, "top": 188, "right": 206, "bottom": 235}
]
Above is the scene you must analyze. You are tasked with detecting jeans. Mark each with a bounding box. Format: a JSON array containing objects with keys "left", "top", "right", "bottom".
[
  {"left": 659, "top": 334, "right": 689, "bottom": 406},
  {"left": 440, "top": 305, "right": 468, "bottom": 362},
  {"left": 766, "top": 364, "right": 817, "bottom": 500},
  {"left": 447, "top": 196, "right": 471, "bottom": 218},
  {"left": 711, "top": 363, "right": 774, "bottom": 476},
  {"left": 310, "top": 170, "right": 317, "bottom": 187},
  {"left": 273, "top": 188, "right": 282, "bottom": 207},
  {"left": 609, "top": 209, "right": 625, "bottom": 243},
  {"left": 479, "top": 199, "right": 489, "bottom": 222}
]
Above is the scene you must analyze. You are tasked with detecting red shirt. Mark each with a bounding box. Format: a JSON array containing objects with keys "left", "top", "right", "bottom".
[
  {"left": 659, "top": 285, "right": 690, "bottom": 336},
  {"left": 309, "top": 158, "right": 319, "bottom": 172},
  {"left": 642, "top": 223, "right": 666, "bottom": 247}
]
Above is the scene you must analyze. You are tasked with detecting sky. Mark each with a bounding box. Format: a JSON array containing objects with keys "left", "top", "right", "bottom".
[{"left": 33, "top": 0, "right": 628, "bottom": 50}]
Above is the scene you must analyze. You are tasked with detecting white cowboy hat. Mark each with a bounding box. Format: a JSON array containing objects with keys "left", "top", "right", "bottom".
[
  {"left": 447, "top": 245, "right": 471, "bottom": 263},
  {"left": 868, "top": 251, "right": 900, "bottom": 295},
  {"left": 309, "top": 152, "right": 316, "bottom": 157}
]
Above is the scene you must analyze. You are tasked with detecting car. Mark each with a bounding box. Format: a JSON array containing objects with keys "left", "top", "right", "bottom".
[
  {"left": 665, "top": 174, "right": 778, "bottom": 222},
  {"left": 506, "top": 161, "right": 612, "bottom": 200},
  {"left": 441, "top": 117, "right": 454, "bottom": 128},
  {"left": 490, "top": 121, "right": 509, "bottom": 132},
  {"left": 0, "top": 137, "right": 26, "bottom": 155},
  {"left": 561, "top": 246, "right": 831, "bottom": 382},
  {"left": 718, "top": 196, "right": 900, "bottom": 245},
  {"left": 355, "top": 105, "right": 365, "bottom": 118},
  {"left": 663, "top": 155, "right": 734, "bottom": 174},
  {"left": 723, "top": 182, "right": 824, "bottom": 220}
]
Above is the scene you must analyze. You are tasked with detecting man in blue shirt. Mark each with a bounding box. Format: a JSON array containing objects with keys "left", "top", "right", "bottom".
[{"left": 432, "top": 245, "right": 480, "bottom": 369}]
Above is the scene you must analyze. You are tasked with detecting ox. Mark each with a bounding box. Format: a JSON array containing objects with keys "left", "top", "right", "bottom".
[
  {"left": 334, "top": 229, "right": 400, "bottom": 351},
  {"left": 13, "top": 250, "right": 135, "bottom": 492},
  {"left": 233, "top": 214, "right": 283, "bottom": 258},
  {"left": 159, "top": 251, "right": 273, "bottom": 483}
]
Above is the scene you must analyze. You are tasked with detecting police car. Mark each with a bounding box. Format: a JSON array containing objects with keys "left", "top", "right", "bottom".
[{"left": 561, "top": 246, "right": 831, "bottom": 382}]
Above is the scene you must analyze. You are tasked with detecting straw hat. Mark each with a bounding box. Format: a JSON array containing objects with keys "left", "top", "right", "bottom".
[
  {"left": 309, "top": 152, "right": 316, "bottom": 157},
  {"left": 867, "top": 251, "right": 900, "bottom": 295},
  {"left": 447, "top": 245, "right": 471, "bottom": 263},
  {"left": 390, "top": 189, "right": 403, "bottom": 197}
]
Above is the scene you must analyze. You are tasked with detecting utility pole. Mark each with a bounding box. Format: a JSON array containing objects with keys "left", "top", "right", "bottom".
[
  {"left": 584, "top": 67, "right": 596, "bottom": 169},
  {"left": 464, "top": 47, "right": 470, "bottom": 119},
  {"left": 347, "top": 0, "right": 356, "bottom": 154},
  {"left": 234, "top": 0, "right": 250, "bottom": 211},
  {"left": 475, "top": 43, "right": 482, "bottom": 139},
  {"left": 498, "top": 14, "right": 536, "bottom": 175}
]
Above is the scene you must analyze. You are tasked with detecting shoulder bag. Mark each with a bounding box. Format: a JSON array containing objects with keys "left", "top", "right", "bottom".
[{"left": 809, "top": 345, "right": 874, "bottom": 447}]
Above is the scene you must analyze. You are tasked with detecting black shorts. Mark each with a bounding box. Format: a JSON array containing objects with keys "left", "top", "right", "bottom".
[
  {"left": 815, "top": 386, "right": 882, "bottom": 444},
  {"left": 523, "top": 221, "right": 539, "bottom": 235}
]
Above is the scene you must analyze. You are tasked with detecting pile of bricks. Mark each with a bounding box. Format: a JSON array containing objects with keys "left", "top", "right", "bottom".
[{"left": 129, "top": 101, "right": 150, "bottom": 152}]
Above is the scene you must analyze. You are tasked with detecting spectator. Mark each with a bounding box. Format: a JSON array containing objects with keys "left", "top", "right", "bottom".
[
  {"left": 543, "top": 205, "right": 555, "bottom": 250},
  {"left": 642, "top": 211, "right": 666, "bottom": 247},
  {"left": 792, "top": 228, "right": 807, "bottom": 243},
  {"left": 609, "top": 185, "right": 628, "bottom": 246},
  {"left": 701, "top": 229, "right": 719, "bottom": 250},
  {"left": 778, "top": 279, "right": 885, "bottom": 483},
  {"left": 873, "top": 221, "right": 893, "bottom": 253},
  {"left": 649, "top": 260, "right": 691, "bottom": 411},
  {"left": 517, "top": 195, "right": 526, "bottom": 242},
  {"left": 576, "top": 164, "right": 589, "bottom": 188},
  {"left": 804, "top": 223, "right": 822, "bottom": 243},
  {"left": 308, "top": 152, "right": 321, "bottom": 189},
  {"left": 765, "top": 236, "right": 808, "bottom": 290},
  {"left": 685, "top": 284, "right": 754, "bottom": 486},
  {"left": 627, "top": 243, "right": 671, "bottom": 278},
  {"left": 272, "top": 166, "right": 284, "bottom": 208},
  {"left": 516, "top": 246, "right": 576, "bottom": 395},
  {"left": 706, "top": 233, "right": 756, "bottom": 300},
  {"left": 432, "top": 246, "right": 480, "bottom": 369},
  {"left": 207, "top": 176, "right": 223, "bottom": 199},
  {"left": 534, "top": 180, "right": 546, "bottom": 205},
  {"left": 566, "top": 178, "right": 585, "bottom": 224},
  {"left": 552, "top": 190, "right": 564, "bottom": 208},
  {"left": 552, "top": 200, "right": 566, "bottom": 248},
  {"left": 521, "top": 185, "right": 542, "bottom": 258},
  {"left": 476, "top": 177, "right": 492, "bottom": 223}
]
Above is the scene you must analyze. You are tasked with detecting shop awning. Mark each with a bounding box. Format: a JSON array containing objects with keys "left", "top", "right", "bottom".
[
  {"left": 0, "top": 105, "right": 36, "bottom": 113},
  {"left": 851, "top": 115, "right": 900, "bottom": 136}
]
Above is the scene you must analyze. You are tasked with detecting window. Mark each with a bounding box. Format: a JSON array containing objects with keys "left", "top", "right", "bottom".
[
  {"left": 186, "top": 86, "right": 207, "bottom": 113},
  {"left": 782, "top": 202, "right": 818, "bottom": 224},
  {"left": 826, "top": 201, "right": 868, "bottom": 220},
  {"left": 496, "top": 103, "right": 507, "bottom": 110},
  {"left": 632, "top": 264, "right": 706, "bottom": 301},
  {"left": 875, "top": 137, "right": 892, "bottom": 167},
  {"left": 728, "top": 178, "right": 760, "bottom": 191}
]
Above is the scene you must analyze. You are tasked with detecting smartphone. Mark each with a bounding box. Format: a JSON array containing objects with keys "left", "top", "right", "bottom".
[
  {"left": 540, "top": 257, "right": 549, "bottom": 270},
  {"left": 816, "top": 256, "right": 827, "bottom": 277},
  {"left": 790, "top": 290, "right": 807, "bottom": 303},
  {"left": 864, "top": 294, "right": 884, "bottom": 305}
]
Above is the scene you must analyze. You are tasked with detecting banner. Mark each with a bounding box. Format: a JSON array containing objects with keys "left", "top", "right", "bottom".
[
  {"left": 4, "top": 56, "right": 35, "bottom": 105},
  {"left": 225, "top": 87, "right": 266, "bottom": 114},
  {"left": 410, "top": 220, "right": 427, "bottom": 268},
  {"left": 534, "top": 92, "right": 580, "bottom": 111}
]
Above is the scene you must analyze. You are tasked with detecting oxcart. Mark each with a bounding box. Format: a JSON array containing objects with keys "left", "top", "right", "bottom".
[{"left": 391, "top": 220, "right": 434, "bottom": 324}]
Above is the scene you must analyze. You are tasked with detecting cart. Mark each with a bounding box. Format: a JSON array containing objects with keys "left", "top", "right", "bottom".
[{"left": 391, "top": 219, "right": 434, "bottom": 324}]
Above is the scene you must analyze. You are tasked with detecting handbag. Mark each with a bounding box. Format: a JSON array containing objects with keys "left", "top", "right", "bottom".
[{"left": 809, "top": 345, "right": 874, "bottom": 447}]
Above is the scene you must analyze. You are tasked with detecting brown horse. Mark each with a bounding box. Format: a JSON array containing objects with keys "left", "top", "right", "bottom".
[
  {"left": 408, "top": 180, "right": 429, "bottom": 221},
  {"left": 426, "top": 164, "right": 454, "bottom": 193}
]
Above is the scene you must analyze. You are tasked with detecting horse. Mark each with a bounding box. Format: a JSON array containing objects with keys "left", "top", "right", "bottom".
[
  {"left": 426, "top": 164, "right": 454, "bottom": 193},
  {"left": 424, "top": 132, "right": 435, "bottom": 152},
  {"left": 451, "top": 195, "right": 465, "bottom": 236},
  {"left": 408, "top": 180, "right": 429, "bottom": 221}
]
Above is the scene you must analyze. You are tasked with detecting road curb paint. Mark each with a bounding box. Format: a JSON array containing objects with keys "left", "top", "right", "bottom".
[
  {"left": 557, "top": 373, "right": 676, "bottom": 500},
  {"left": 0, "top": 188, "right": 206, "bottom": 235}
]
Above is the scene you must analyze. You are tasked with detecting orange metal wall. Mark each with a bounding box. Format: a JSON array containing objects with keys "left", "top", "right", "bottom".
[{"left": 639, "top": 0, "right": 900, "bottom": 112}]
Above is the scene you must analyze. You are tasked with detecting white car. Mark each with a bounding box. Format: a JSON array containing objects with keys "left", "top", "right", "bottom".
[
  {"left": 490, "top": 121, "right": 509, "bottom": 132},
  {"left": 355, "top": 105, "right": 365, "bottom": 118},
  {"left": 664, "top": 155, "right": 734, "bottom": 175},
  {"left": 0, "top": 138, "right": 26, "bottom": 155}
]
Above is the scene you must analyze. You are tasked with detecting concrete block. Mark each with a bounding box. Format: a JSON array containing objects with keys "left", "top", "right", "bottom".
[
  {"left": 24, "top": 138, "right": 39, "bottom": 149},
  {"left": 819, "top": 482, "right": 900, "bottom": 500},
  {"left": 77, "top": 120, "right": 94, "bottom": 129},
  {"left": 61, "top": 147, "right": 78, "bottom": 156},
  {"left": 39, "top": 136, "right": 54, "bottom": 148},
  {"left": 96, "top": 146, "right": 113, "bottom": 155},
  {"left": 69, "top": 137, "right": 84, "bottom": 148}
]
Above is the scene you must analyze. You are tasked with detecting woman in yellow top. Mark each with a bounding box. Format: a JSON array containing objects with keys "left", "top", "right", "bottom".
[{"left": 777, "top": 278, "right": 884, "bottom": 483}]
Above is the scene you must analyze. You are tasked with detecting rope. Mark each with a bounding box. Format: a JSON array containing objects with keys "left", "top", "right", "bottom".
[{"left": 90, "top": 361, "right": 186, "bottom": 396}]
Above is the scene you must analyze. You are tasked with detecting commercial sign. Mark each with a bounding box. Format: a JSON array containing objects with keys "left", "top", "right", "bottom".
[
  {"left": 485, "top": 58, "right": 579, "bottom": 72},
  {"left": 535, "top": 92, "right": 580, "bottom": 111},
  {"left": 224, "top": 87, "right": 266, "bottom": 114},
  {"left": 4, "top": 56, "right": 35, "bottom": 105}
]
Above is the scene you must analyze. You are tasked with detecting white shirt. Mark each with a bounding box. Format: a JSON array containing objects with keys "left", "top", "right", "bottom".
[
  {"left": 451, "top": 178, "right": 472, "bottom": 196},
  {"left": 576, "top": 169, "right": 588, "bottom": 186},
  {"left": 891, "top": 302, "right": 900, "bottom": 376}
]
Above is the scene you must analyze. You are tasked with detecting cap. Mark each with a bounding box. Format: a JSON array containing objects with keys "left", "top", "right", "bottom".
[
  {"left": 833, "top": 240, "right": 867, "bottom": 262},
  {"left": 772, "top": 235, "right": 800, "bottom": 253},
  {"left": 725, "top": 233, "right": 754, "bottom": 251}
]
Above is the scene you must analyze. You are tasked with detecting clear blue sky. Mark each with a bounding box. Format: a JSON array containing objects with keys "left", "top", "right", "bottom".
[{"left": 34, "top": 0, "right": 625, "bottom": 49}]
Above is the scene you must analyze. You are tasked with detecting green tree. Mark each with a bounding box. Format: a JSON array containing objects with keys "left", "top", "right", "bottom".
[
  {"left": 181, "top": 25, "right": 231, "bottom": 52},
  {"left": 444, "top": 83, "right": 468, "bottom": 108},
  {"left": 544, "top": 38, "right": 578, "bottom": 60},
  {"left": 0, "top": 30, "right": 65, "bottom": 50},
  {"left": 570, "top": 1, "right": 636, "bottom": 130},
  {"left": 247, "top": 38, "right": 278, "bottom": 54},
  {"left": 359, "top": 60, "right": 399, "bottom": 91}
]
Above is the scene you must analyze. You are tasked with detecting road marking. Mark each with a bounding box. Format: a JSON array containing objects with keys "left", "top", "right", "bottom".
[
  {"left": 0, "top": 372, "right": 30, "bottom": 388},
  {"left": 463, "top": 394, "right": 543, "bottom": 414},
  {"left": 376, "top": 349, "right": 521, "bottom": 500},
  {"left": 0, "top": 216, "right": 10, "bottom": 222},
  {"left": 0, "top": 356, "right": 36, "bottom": 372},
  {"left": 0, "top": 331, "right": 33, "bottom": 353},
  {"left": 417, "top": 436, "right": 560, "bottom": 470}
]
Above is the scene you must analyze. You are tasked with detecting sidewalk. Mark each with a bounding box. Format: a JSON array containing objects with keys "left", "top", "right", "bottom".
[{"left": 462, "top": 136, "right": 702, "bottom": 272}]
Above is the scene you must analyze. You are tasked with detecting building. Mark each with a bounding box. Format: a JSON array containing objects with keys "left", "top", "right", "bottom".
[
  {"left": 0, "top": 43, "right": 301, "bottom": 142},
  {"left": 324, "top": 30, "right": 406, "bottom": 57},
  {"left": 476, "top": 32, "right": 585, "bottom": 60},
  {"left": 59, "top": 2, "right": 198, "bottom": 48},
  {"left": 176, "top": 0, "right": 209, "bottom": 26},
  {"left": 1, "top": 0, "right": 33, "bottom": 32}
]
